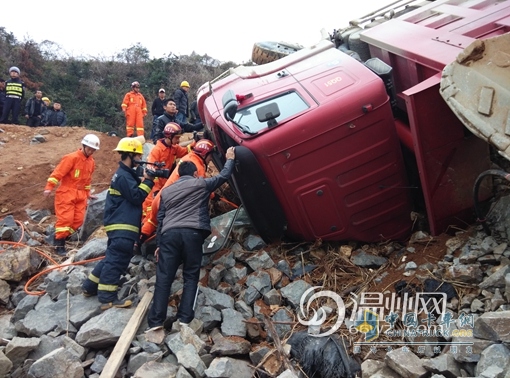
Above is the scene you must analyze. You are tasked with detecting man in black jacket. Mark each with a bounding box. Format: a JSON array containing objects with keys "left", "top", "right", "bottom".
[
  {"left": 25, "top": 90, "right": 46, "bottom": 127},
  {"left": 150, "top": 88, "right": 167, "bottom": 140},
  {"left": 151, "top": 98, "right": 202, "bottom": 143},
  {"left": 147, "top": 146, "right": 235, "bottom": 329},
  {"left": 0, "top": 79, "right": 5, "bottom": 117},
  {"left": 173, "top": 81, "right": 190, "bottom": 124},
  {"left": 43, "top": 100, "right": 67, "bottom": 126}
]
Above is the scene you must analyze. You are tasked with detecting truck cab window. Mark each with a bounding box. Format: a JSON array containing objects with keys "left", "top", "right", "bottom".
[{"left": 234, "top": 91, "right": 309, "bottom": 134}]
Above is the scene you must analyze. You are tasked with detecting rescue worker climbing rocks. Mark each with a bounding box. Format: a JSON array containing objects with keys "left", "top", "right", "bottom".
[
  {"left": 140, "top": 123, "right": 191, "bottom": 223},
  {"left": 82, "top": 137, "right": 155, "bottom": 310},
  {"left": 139, "top": 139, "right": 215, "bottom": 248},
  {"left": 121, "top": 81, "right": 147, "bottom": 137},
  {"left": 44, "top": 134, "right": 100, "bottom": 255}
]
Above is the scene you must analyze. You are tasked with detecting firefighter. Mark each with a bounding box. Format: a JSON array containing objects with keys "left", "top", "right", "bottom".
[
  {"left": 0, "top": 67, "right": 25, "bottom": 125},
  {"left": 139, "top": 139, "right": 215, "bottom": 246},
  {"left": 44, "top": 134, "right": 100, "bottom": 255},
  {"left": 82, "top": 137, "right": 155, "bottom": 310},
  {"left": 141, "top": 123, "right": 191, "bottom": 221},
  {"left": 121, "top": 81, "right": 147, "bottom": 137}
]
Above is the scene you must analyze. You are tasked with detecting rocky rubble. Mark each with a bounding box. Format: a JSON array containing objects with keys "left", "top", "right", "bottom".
[{"left": 2, "top": 199, "right": 510, "bottom": 377}]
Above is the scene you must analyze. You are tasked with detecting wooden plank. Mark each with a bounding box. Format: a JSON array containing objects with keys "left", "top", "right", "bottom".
[{"left": 99, "top": 291, "right": 154, "bottom": 378}]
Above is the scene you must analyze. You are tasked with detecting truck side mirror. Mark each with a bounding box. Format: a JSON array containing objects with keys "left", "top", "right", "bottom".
[
  {"left": 256, "top": 102, "right": 280, "bottom": 128},
  {"left": 222, "top": 90, "right": 238, "bottom": 121}
]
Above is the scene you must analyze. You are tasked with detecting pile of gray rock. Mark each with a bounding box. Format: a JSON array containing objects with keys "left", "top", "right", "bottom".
[
  {"left": 1, "top": 209, "right": 327, "bottom": 378},
  {"left": 2, "top": 203, "right": 510, "bottom": 377}
]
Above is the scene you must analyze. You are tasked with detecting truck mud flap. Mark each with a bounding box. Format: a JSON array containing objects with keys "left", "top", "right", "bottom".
[{"left": 231, "top": 146, "right": 287, "bottom": 243}]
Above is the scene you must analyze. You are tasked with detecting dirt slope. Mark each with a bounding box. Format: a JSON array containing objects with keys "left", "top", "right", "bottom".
[{"left": 0, "top": 124, "right": 121, "bottom": 222}]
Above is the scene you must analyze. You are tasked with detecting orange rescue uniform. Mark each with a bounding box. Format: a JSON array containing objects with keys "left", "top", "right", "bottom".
[
  {"left": 141, "top": 139, "right": 190, "bottom": 218},
  {"left": 121, "top": 90, "right": 147, "bottom": 137},
  {"left": 141, "top": 152, "right": 207, "bottom": 237},
  {"left": 45, "top": 149, "right": 95, "bottom": 240}
]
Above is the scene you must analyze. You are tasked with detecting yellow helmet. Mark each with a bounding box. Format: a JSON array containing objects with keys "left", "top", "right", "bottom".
[
  {"left": 180, "top": 81, "right": 190, "bottom": 88},
  {"left": 42, "top": 97, "right": 50, "bottom": 103},
  {"left": 113, "top": 137, "right": 143, "bottom": 154}
]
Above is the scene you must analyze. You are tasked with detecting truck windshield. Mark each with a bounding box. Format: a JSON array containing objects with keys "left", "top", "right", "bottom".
[{"left": 234, "top": 91, "right": 309, "bottom": 133}]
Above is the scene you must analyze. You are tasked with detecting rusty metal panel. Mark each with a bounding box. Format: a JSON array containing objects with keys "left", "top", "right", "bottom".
[{"left": 403, "top": 75, "right": 491, "bottom": 234}]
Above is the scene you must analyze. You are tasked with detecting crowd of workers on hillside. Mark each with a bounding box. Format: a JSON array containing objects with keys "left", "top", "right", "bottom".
[
  {"left": 0, "top": 67, "right": 203, "bottom": 133},
  {"left": 38, "top": 71, "right": 234, "bottom": 329},
  {"left": 0, "top": 67, "right": 67, "bottom": 126}
]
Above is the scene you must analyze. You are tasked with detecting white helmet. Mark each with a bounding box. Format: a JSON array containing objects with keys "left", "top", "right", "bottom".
[{"left": 81, "top": 134, "right": 100, "bottom": 150}]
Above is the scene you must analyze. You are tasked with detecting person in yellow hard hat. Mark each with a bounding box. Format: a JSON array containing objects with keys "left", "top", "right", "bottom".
[
  {"left": 82, "top": 137, "right": 155, "bottom": 310},
  {"left": 173, "top": 80, "right": 190, "bottom": 124}
]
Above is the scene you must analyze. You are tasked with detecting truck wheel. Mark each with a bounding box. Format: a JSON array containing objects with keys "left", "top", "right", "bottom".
[{"left": 251, "top": 41, "right": 302, "bottom": 65}]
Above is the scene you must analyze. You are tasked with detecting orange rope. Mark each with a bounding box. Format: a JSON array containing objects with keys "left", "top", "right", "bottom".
[
  {"left": 0, "top": 237, "right": 105, "bottom": 296},
  {"left": 0, "top": 217, "right": 106, "bottom": 296},
  {"left": 24, "top": 256, "right": 105, "bottom": 296},
  {"left": 14, "top": 220, "right": 25, "bottom": 243}
]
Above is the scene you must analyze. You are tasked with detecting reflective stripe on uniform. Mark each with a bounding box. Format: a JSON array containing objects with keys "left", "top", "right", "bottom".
[
  {"left": 98, "top": 283, "right": 117, "bottom": 292},
  {"left": 84, "top": 185, "right": 91, "bottom": 190},
  {"left": 139, "top": 182, "right": 151, "bottom": 194},
  {"left": 109, "top": 188, "right": 122, "bottom": 196},
  {"left": 105, "top": 224, "right": 139, "bottom": 233},
  {"left": 55, "top": 226, "right": 75, "bottom": 234},
  {"left": 88, "top": 274, "right": 100, "bottom": 283},
  {"left": 74, "top": 169, "right": 80, "bottom": 178},
  {"left": 148, "top": 218, "right": 157, "bottom": 227},
  {"left": 48, "top": 177, "right": 59, "bottom": 185}
]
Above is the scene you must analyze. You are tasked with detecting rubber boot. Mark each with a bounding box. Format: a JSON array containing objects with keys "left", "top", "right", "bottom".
[
  {"left": 44, "top": 232, "right": 55, "bottom": 245},
  {"left": 54, "top": 238, "right": 67, "bottom": 256},
  {"left": 100, "top": 298, "right": 133, "bottom": 311}
]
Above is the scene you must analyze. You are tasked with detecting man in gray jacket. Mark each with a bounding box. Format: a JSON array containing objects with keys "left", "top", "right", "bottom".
[{"left": 147, "top": 146, "right": 236, "bottom": 329}]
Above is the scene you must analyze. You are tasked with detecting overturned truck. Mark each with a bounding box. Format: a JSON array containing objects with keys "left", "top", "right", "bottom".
[{"left": 197, "top": 0, "right": 510, "bottom": 243}]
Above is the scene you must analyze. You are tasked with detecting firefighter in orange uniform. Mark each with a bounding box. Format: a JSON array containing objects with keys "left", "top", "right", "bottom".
[
  {"left": 121, "top": 81, "right": 147, "bottom": 137},
  {"left": 141, "top": 123, "right": 191, "bottom": 220},
  {"left": 139, "top": 139, "right": 215, "bottom": 245},
  {"left": 44, "top": 134, "right": 100, "bottom": 255}
]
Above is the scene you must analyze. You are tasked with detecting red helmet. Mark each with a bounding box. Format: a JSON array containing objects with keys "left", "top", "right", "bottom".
[
  {"left": 164, "top": 122, "right": 183, "bottom": 138},
  {"left": 131, "top": 81, "right": 140, "bottom": 88},
  {"left": 193, "top": 139, "right": 215, "bottom": 159}
]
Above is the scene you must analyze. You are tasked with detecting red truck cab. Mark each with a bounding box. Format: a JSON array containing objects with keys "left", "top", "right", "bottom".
[
  {"left": 198, "top": 0, "right": 509, "bottom": 243},
  {"left": 198, "top": 41, "right": 412, "bottom": 243}
]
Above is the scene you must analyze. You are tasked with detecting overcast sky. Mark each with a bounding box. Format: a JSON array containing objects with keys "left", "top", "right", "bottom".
[{"left": 2, "top": 0, "right": 396, "bottom": 64}]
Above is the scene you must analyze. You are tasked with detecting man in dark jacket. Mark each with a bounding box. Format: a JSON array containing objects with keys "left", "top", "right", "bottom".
[
  {"left": 0, "top": 67, "right": 25, "bottom": 125},
  {"left": 147, "top": 146, "right": 235, "bottom": 329},
  {"left": 43, "top": 100, "right": 67, "bottom": 126},
  {"left": 189, "top": 100, "right": 202, "bottom": 128},
  {"left": 25, "top": 90, "right": 46, "bottom": 127},
  {"left": 150, "top": 88, "right": 167, "bottom": 140},
  {"left": 173, "top": 81, "right": 190, "bottom": 124},
  {"left": 151, "top": 89, "right": 166, "bottom": 121},
  {"left": 0, "top": 79, "right": 5, "bottom": 117},
  {"left": 151, "top": 98, "right": 202, "bottom": 143},
  {"left": 82, "top": 137, "right": 155, "bottom": 310}
]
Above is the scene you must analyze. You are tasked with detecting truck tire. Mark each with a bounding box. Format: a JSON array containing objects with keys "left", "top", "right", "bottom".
[{"left": 252, "top": 41, "right": 302, "bottom": 65}]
